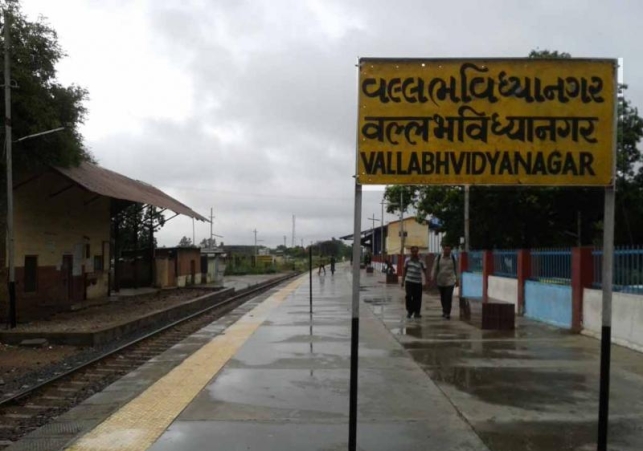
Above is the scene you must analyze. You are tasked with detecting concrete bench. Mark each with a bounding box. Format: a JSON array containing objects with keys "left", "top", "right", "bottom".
[{"left": 459, "top": 296, "right": 515, "bottom": 330}]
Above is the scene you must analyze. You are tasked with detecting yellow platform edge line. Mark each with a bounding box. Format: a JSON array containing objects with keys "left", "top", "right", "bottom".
[{"left": 64, "top": 276, "right": 305, "bottom": 451}]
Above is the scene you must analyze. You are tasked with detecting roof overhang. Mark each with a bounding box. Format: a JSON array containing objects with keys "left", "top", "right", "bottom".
[{"left": 53, "top": 162, "right": 207, "bottom": 221}]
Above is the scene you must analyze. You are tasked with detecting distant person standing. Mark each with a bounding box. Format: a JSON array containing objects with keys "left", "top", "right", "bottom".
[
  {"left": 330, "top": 256, "right": 336, "bottom": 275},
  {"left": 401, "top": 246, "right": 427, "bottom": 319},
  {"left": 431, "top": 242, "right": 458, "bottom": 319},
  {"left": 318, "top": 255, "right": 326, "bottom": 275}
]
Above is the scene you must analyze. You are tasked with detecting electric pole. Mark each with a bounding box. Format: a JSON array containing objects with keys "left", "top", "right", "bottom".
[
  {"left": 4, "top": 11, "right": 16, "bottom": 328},
  {"left": 253, "top": 229, "right": 258, "bottom": 256},
  {"left": 292, "top": 215, "right": 296, "bottom": 248},
  {"left": 368, "top": 214, "right": 380, "bottom": 257}
]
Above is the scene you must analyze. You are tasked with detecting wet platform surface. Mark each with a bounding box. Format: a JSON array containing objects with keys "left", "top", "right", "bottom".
[
  {"left": 145, "top": 267, "right": 488, "bottom": 451},
  {"left": 16, "top": 266, "right": 643, "bottom": 450},
  {"left": 362, "top": 270, "right": 643, "bottom": 451}
]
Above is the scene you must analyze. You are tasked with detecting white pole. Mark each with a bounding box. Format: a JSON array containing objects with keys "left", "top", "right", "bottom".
[{"left": 348, "top": 182, "right": 362, "bottom": 449}]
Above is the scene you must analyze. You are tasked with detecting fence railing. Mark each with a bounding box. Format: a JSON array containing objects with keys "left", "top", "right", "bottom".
[
  {"left": 493, "top": 250, "right": 518, "bottom": 278},
  {"left": 530, "top": 248, "right": 572, "bottom": 285},
  {"left": 593, "top": 246, "right": 643, "bottom": 294},
  {"left": 468, "top": 251, "right": 483, "bottom": 273}
]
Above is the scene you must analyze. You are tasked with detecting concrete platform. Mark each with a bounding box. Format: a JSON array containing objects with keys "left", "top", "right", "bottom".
[
  {"left": 12, "top": 267, "right": 643, "bottom": 451},
  {"left": 55, "top": 268, "right": 489, "bottom": 451}
]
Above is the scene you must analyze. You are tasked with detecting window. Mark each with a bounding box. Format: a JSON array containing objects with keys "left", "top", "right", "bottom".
[
  {"left": 94, "top": 255, "right": 104, "bottom": 272},
  {"left": 24, "top": 256, "right": 37, "bottom": 293}
]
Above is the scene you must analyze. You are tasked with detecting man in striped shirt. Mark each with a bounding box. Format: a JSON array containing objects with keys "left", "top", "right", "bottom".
[{"left": 401, "top": 246, "right": 427, "bottom": 319}]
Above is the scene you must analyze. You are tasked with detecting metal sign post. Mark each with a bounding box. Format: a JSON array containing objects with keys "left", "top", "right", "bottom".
[
  {"left": 309, "top": 246, "right": 313, "bottom": 314},
  {"left": 597, "top": 186, "right": 615, "bottom": 450},
  {"left": 352, "top": 57, "right": 617, "bottom": 450},
  {"left": 348, "top": 182, "right": 362, "bottom": 451}
]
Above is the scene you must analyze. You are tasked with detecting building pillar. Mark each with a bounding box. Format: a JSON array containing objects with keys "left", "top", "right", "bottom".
[
  {"left": 482, "top": 250, "right": 494, "bottom": 303},
  {"left": 517, "top": 249, "right": 531, "bottom": 315},
  {"left": 571, "top": 247, "right": 594, "bottom": 333}
]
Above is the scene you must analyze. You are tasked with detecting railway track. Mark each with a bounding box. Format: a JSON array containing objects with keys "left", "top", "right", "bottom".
[{"left": 0, "top": 273, "right": 298, "bottom": 449}]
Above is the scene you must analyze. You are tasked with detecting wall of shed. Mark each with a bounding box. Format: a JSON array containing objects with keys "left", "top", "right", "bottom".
[{"left": 5, "top": 170, "right": 111, "bottom": 321}]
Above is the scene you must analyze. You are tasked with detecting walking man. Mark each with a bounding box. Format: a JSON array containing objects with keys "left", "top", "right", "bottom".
[
  {"left": 318, "top": 255, "right": 326, "bottom": 275},
  {"left": 431, "top": 242, "right": 459, "bottom": 320},
  {"left": 401, "top": 246, "right": 427, "bottom": 319}
]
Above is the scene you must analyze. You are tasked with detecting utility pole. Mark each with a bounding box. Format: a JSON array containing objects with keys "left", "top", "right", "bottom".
[
  {"left": 301, "top": 238, "right": 303, "bottom": 248},
  {"left": 380, "top": 199, "right": 390, "bottom": 258},
  {"left": 368, "top": 214, "right": 380, "bottom": 257},
  {"left": 283, "top": 235, "right": 287, "bottom": 248},
  {"left": 4, "top": 11, "right": 16, "bottom": 328},
  {"left": 292, "top": 215, "right": 296, "bottom": 248},
  {"left": 253, "top": 229, "right": 258, "bottom": 256},
  {"left": 210, "top": 208, "right": 214, "bottom": 248}
]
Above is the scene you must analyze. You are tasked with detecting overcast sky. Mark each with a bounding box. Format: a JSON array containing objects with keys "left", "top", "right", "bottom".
[{"left": 20, "top": 0, "right": 643, "bottom": 248}]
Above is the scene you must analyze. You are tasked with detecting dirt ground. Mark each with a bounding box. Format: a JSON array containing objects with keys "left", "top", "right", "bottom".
[
  {"left": 0, "top": 342, "right": 79, "bottom": 387},
  {"left": 13, "top": 287, "right": 219, "bottom": 333},
  {"left": 0, "top": 288, "right": 218, "bottom": 390}
]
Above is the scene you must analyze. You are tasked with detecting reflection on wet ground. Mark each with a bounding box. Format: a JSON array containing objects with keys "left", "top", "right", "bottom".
[{"left": 361, "top": 274, "right": 643, "bottom": 451}]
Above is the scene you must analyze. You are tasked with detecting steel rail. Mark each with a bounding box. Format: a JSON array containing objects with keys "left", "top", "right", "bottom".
[{"left": 0, "top": 272, "right": 299, "bottom": 407}]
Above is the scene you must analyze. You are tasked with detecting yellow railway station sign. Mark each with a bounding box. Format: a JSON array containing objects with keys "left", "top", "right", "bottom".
[{"left": 356, "top": 58, "right": 617, "bottom": 186}]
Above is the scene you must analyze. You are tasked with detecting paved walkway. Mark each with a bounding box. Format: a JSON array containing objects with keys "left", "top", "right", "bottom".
[
  {"left": 12, "top": 265, "right": 643, "bottom": 450},
  {"left": 360, "top": 267, "right": 643, "bottom": 451}
]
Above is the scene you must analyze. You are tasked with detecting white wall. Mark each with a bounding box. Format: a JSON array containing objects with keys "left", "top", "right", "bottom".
[
  {"left": 583, "top": 288, "right": 643, "bottom": 353},
  {"left": 488, "top": 276, "right": 518, "bottom": 311}
]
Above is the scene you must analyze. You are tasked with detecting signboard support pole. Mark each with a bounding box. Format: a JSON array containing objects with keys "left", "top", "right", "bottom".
[
  {"left": 464, "top": 185, "right": 470, "bottom": 252},
  {"left": 597, "top": 186, "right": 615, "bottom": 451},
  {"left": 309, "top": 246, "right": 313, "bottom": 314},
  {"left": 348, "top": 182, "right": 362, "bottom": 451}
]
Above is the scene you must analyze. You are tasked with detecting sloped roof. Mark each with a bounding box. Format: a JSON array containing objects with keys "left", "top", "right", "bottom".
[{"left": 54, "top": 161, "right": 207, "bottom": 221}]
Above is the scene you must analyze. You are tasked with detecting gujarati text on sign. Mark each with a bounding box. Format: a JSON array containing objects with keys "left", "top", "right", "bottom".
[{"left": 357, "top": 58, "right": 616, "bottom": 186}]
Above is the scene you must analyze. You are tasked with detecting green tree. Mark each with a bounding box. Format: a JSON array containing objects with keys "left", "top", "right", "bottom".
[
  {"left": 178, "top": 236, "right": 193, "bottom": 247},
  {"left": 116, "top": 205, "right": 165, "bottom": 251},
  {"left": 383, "top": 50, "right": 643, "bottom": 249},
  {"left": 1, "top": 0, "right": 90, "bottom": 305}
]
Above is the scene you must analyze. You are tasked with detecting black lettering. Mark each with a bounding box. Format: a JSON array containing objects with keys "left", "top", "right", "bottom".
[
  {"left": 579, "top": 152, "right": 595, "bottom": 176},
  {"left": 422, "top": 152, "right": 435, "bottom": 174},
  {"left": 396, "top": 151, "right": 407, "bottom": 174},
  {"left": 485, "top": 151, "right": 501, "bottom": 175},
  {"left": 374, "top": 152, "right": 385, "bottom": 174},
  {"left": 360, "top": 152, "right": 377, "bottom": 174},
  {"left": 514, "top": 151, "right": 532, "bottom": 174},
  {"left": 408, "top": 152, "right": 420, "bottom": 174},
  {"left": 449, "top": 152, "right": 467, "bottom": 174},
  {"left": 362, "top": 78, "right": 388, "bottom": 103},
  {"left": 472, "top": 152, "right": 486, "bottom": 175},
  {"left": 562, "top": 152, "right": 579, "bottom": 175},
  {"left": 499, "top": 152, "right": 513, "bottom": 174},
  {"left": 533, "top": 153, "right": 546, "bottom": 174},
  {"left": 388, "top": 78, "right": 402, "bottom": 103},
  {"left": 547, "top": 151, "right": 562, "bottom": 174},
  {"left": 386, "top": 152, "right": 393, "bottom": 174},
  {"left": 436, "top": 152, "right": 449, "bottom": 174}
]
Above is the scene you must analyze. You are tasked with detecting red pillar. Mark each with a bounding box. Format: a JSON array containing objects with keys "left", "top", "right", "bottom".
[
  {"left": 517, "top": 249, "right": 531, "bottom": 316},
  {"left": 482, "top": 250, "right": 494, "bottom": 303},
  {"left": 397, "top": 253, "right": 405, "bottom": 276},
  {"left": 571, "top": 247, "right": 594, "bottom": 333}
]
